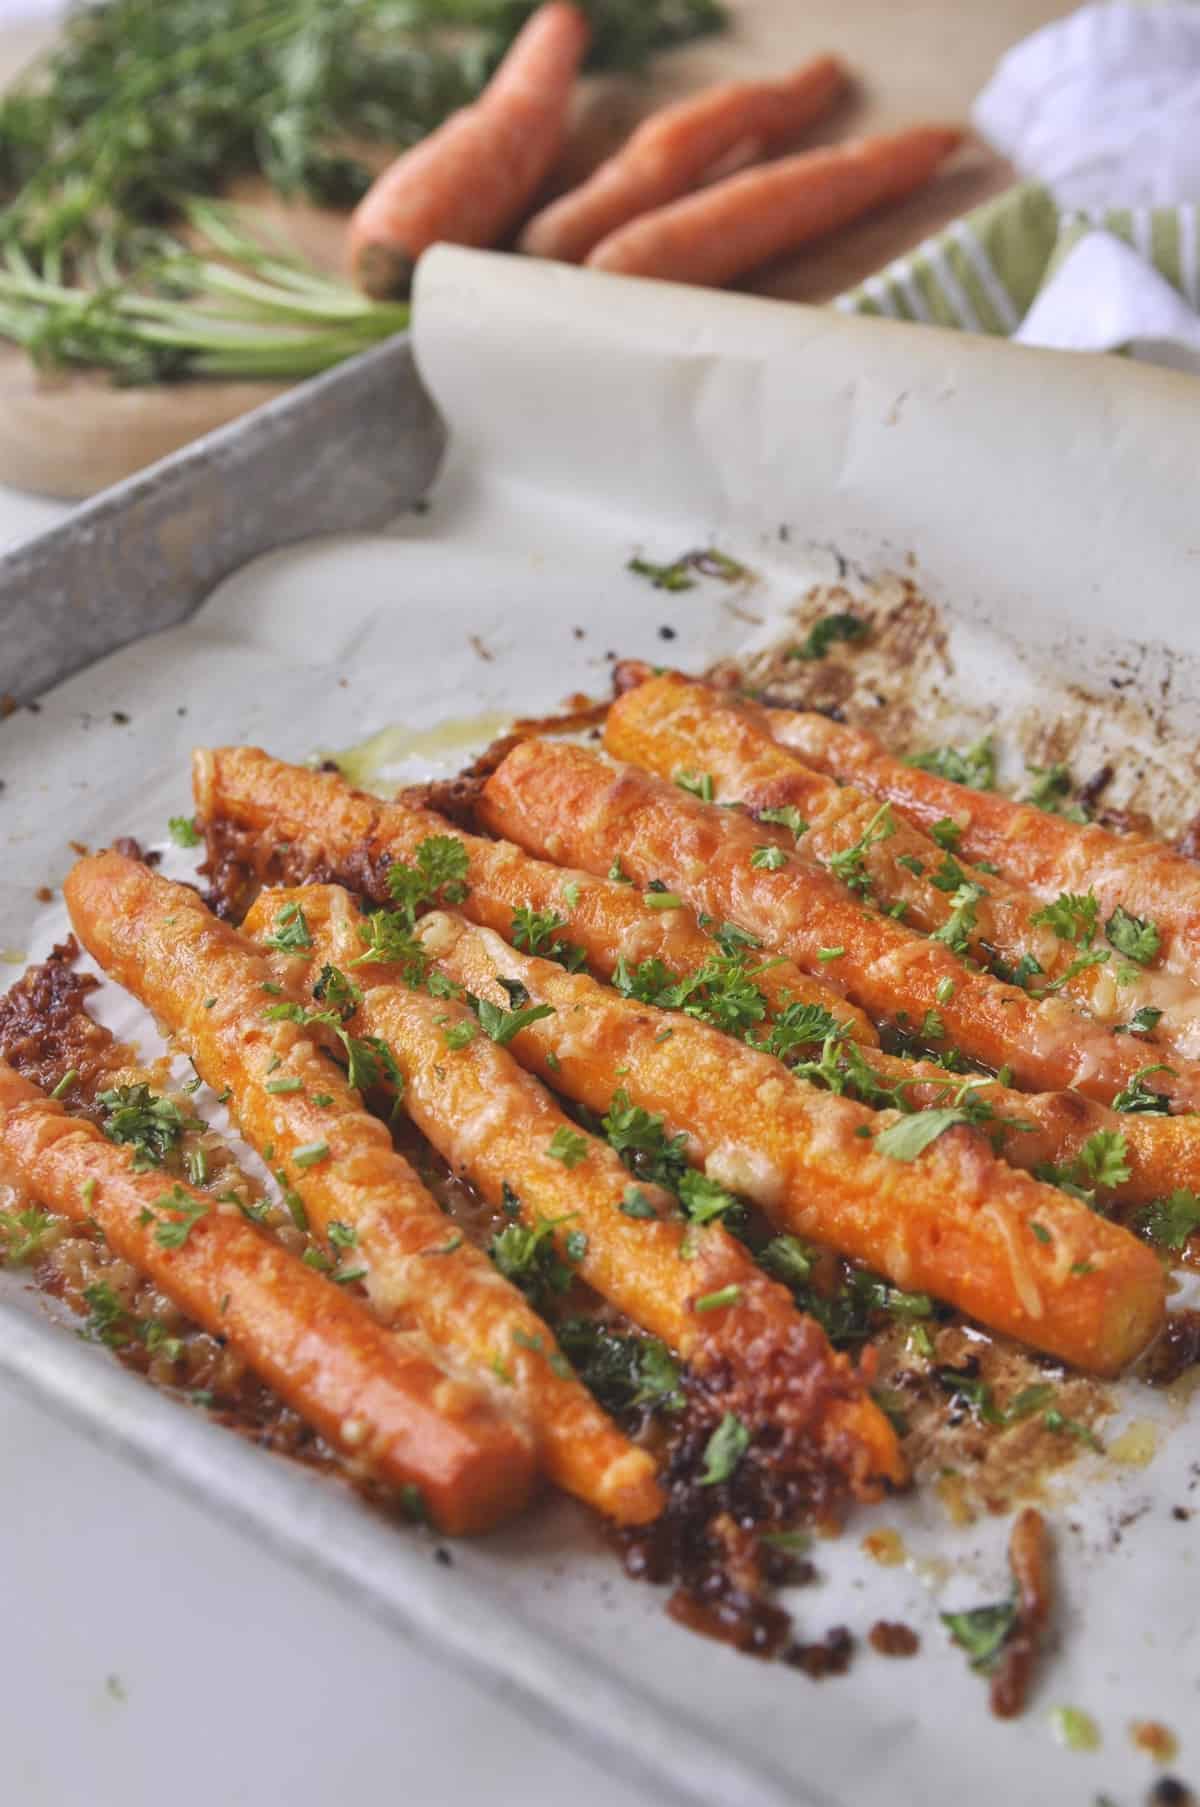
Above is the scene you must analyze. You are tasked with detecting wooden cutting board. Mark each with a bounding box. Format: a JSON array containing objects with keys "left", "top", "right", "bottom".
[{"left": 0, "top": 1, "right": 1072, "bottom": 500}]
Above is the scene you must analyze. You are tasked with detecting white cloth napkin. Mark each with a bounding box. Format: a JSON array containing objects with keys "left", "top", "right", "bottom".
[{"left": 972, "top": 3, "right": 1200, "bottom": 364}]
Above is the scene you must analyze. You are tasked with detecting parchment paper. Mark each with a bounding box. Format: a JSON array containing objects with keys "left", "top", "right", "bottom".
[{"left": 3, "top": 245, "right": 1199, "bottom": 1807}]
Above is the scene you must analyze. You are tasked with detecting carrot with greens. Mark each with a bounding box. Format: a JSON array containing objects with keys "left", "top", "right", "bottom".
[
  {"left": 764, "top": 702, "right": 1200, "bottom": 991},
  {"left": 520, "top": 56, "right": 847, "bottom": 264},
  {"left": 0, "top": 1057, "right": 533, "bottom": 1535},
  {"left": 412, "top": 910, "right": 1165, "bottom": 1376},
  {"left": 64, "top": 852, "right": 662, "bottom": 1527},
  {"left": 480, "top": 739, "right": 1200, "bottom": 1113},
  {"left": 193, "top": 744, "right": 875, "bottom": 1045},
  {"left": 348, "top": 1, "right": 590, "bottom": 298},
  {"left": 242, "top": 882, "right": 905, "bottom": 1497},
  {"left": 586, "top": 125, "right": 962, "bottom": 286},
  {"left": 605, "top": 668, "right": 1193, "bottom": 1052}
]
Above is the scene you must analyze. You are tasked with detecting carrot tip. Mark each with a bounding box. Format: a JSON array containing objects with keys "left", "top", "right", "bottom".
[{"left": 354, "top": 242, "right": 418, "bottom": 301}]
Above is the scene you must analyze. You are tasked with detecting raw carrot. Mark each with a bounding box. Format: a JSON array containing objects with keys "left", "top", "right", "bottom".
[
  {"left": 243, "top": 882, "right": 905, "bottom": 1497},
  {"left": 520, "top": 55, "right": 847, "bottom": 264},
  {"left": 64, "top": 852, "right": 662, "bottom": 1526},
  {"left": 0, "top": 1058, "right": 534, "bottom": 1535},
  {"left": 605, "top": 668, "right": 1193, "bottom": 1054},
  {"left": 480, "top": 739, "right": 1200, "bottom": 1112},
  {"left": 413, "top": 910, "right": 1166, "bottom": 1376},
  {"left": 193, "top": 744, "right": 876, "bottom": 1045},
  {"left": 347, "top": 1, "right": 590, "bottom": 298},
  {"left": 766, "top": 702, "right": 1200, "bottom": 991},
  {"left": 585, "top": 125, "right": 963, "bottom": 286}
]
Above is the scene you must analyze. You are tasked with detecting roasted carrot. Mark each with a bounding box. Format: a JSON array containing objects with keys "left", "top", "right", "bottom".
[
  {"left": 606, "top": 669, "right": 1192, "bottom": 1052},
  {"left": 193, "top": 744, "right": 876, "bottom": 1045},
  {"left": 195, "top": 747, "right": 1200, "bottom": 1207},
  {"left": 766, "top": 702, "right": 1200, "bottom": 991},
  {"left": 412, "top": 911, "right": 1165, "bottom": 1376},
  {"left": 519, "top": 56, "right": 847, "bottom": 264},
  {"left": 242, "top": 882, "right": 904, "bottom": 1496},
  {"left": 64, "top": 853, "right": 661, "bottom": 1526},
  {"left": 0, "top": 1057, "right": 532, "bottom": 1534},
  {"left": 347, "top": 1, "right": 590, "bottom": 298},
  {"left": 585, "top": 125, "right": 963, "bottom": 286},
  {"left": 480, "top": 739, "right": 1200, "bottom": 1113}
]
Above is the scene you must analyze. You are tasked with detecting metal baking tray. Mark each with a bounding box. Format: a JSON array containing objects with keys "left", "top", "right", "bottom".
[{"left": 3, "top": 246, "right": 1200, "bottom": 1807}]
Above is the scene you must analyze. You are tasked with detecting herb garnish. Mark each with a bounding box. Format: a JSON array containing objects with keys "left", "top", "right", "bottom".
[
  {"left": 556, "top": 1318, "right": 684, "bottom": 1417},
  {"left": 261, "top": 901, "right": 313, "bottom": 952},
  {"left": 1105, "top": 905, "right": 1161, "bottom": 966},
  {"left": 699, "top": 1412, "right": 750, "bottom": 1483},
  {"left": 1133, "top": 1188, "right": 1200, "bottom": 1253},
  {"left": 168, "top": 815, "right": 201, "bottom": 848},
  {"left": 825, "top": 803, "right": 895, "bottom": 897},
  {"left": 787, "top": 613, "right": 869, "bottom": 662},
  {"left": 98, "top": 1084, "right": 198, "bottom": 1170},
  {"left": 0, "top": 1204, "right": 60, "bottom": 1265},
  {"left": 909, "top": 738, "right": 996, "bottom": 791},
  {"left": 510, "top": 906, "right": 587, "bottom": 972},
  {"left": 628, "top": 547, "right": 751, "bottom": 591}
]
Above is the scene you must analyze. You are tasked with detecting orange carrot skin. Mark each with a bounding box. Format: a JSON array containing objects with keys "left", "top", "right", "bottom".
[
  {"left": 519, "top": 56, "right": 846, "bottom": 263},
  {"left": 347, "top": 1, "right": 590, "bottom": 297},
  {"left": 65, "top": 853, "right": 661, "bottom": 1527},
  {"left": 0, "top": 1058, "right": 533, "bottom": 1535},
  {"left": 585, "top": 126, "right": 962, "bottom": 287},
  {"left": 480, "top": 740, "right": 1200, "bottom": 1113},
  {"left": 244, "top": 883, "right": 905, "bottom": 1498},
  {"left": 768, "top": 703, "right": 1200, "bottom": 986},
  {"left": 605, "top": 670, "right": 1184, "bottom": 1033},
  {"left": 417, "top": 912, "right": 1165, "bottom": 1378},
  {"left": 195, "top": 747, "right": 1198, "bottom": 1207},
  {"left": 194, "top": 744, "right": 875, "bottom": 1045}
]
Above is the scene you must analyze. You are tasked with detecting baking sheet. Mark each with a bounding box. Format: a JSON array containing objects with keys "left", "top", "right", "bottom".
[{"left": 3, "top": 244, "right": 1200, "bottom": 1807}]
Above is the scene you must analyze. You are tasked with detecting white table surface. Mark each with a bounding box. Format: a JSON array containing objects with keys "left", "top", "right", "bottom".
[{"left": 0, "top": 475, "right": 654, "bottom": 1807}]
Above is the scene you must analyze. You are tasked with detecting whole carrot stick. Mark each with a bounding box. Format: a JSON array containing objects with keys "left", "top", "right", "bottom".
[
  {"left": 64, "top": 852, "right": 662, "bottom": 1527},
  {"left": 520, "top": 56, "right": 847, "bottom": 264},
  {"left": 347, "top": 1, "right": 590, "bottom": 298},
  {"left": 586, "top": 125, "right": 963, "bottom": 286},
  {"left": 0, "top": 1057, "right": 533, "bottom": 1534},
  {"left": 480, "top": 739, "right": 1200, "bottom": 1113},
  {"left": 195, "top": 748, "right": 1200, "bottom": 1209},
  {"left": 606, "top": 669, "right": 1191, "bottom": 1052},
  {"left": 243, "top": 882, "right": 905, "bottom": 1497},
  {"left": 412, "top": 911, "right": 1165, "bottom": 1376},
  {"left": 766, "top": 702, "right": 1200, "bottom": 991},
  {"left": 193, "top": 745, "right": 876, "bottom": 1045}
]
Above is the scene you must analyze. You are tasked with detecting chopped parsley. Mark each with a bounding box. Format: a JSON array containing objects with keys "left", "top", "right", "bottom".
[
  {"left": 699, "top": 1411, "right": 750, "bottom": 1483},
  {"left": 440, "top": 1017, "right": 479, "bottom": 1051},
  {"left": 751, "top": 844, "right": 788, "bottom": 872},
  {"left": 674, "top": 770, "right": 714, "bottom": 803},
  {"left": 98, "top": 1084, "right": 198, "bottom": 1171},
  {"left": 757, "top": 999, "right": 844, "bottom": 1062},
  {"left": 510, "top": 906, "right": 587, "bottom": 972},
  {"left": 1111, "top": 1065, "right": 1173, "bottom": 1116},
  {"left": 676, "top": 1168, "right": 738, "bottom": 1224},
  {"left": 350, "top": 910, "right": 430, "bottom": 982},
  {"left": 628, "top": 547, "right": 752, "bottom": 591},
  {"left": 930, "top": 817, "right": 963, "bottom": 852},
  {"left": 547, "top": 1126, "right": 589, "bottom": 1170},
  {"left": 1133, "top": 1188, "right": 1200, "bottom": 1253},
  {"left": 787, "top": 612, "right": 869, "bottom": 662},
  {"left": 471, "top": 987, "right": 556, "bottom": 1046},
  {"left": 1105, "top": 905, "right": 1160, "bottom": 966},
  {"left": 908, "top": 737, "right": 996, "bottom": 791},
  {"left": 607, "top": 856, "right": 633, "bottom": 885},
  {"left": 1042, "top": 1409, "right": 1103, "bottom": 1452},
  {"left": 825, "top": 803, "right": 895, "bottom": 897},
  {"left": 0, "top": 1204, "right": 59, "bottom": 1265},
  {"left": 385, "top": 835, "right": 470, "bottom": 926},
  {"left": 619, "top": 1186, "right": 658, "bottom": 1220},
  {"left": 342, "top": 1033, "right": 404, "bottom": 1095},
  {"left": 312, "top": 963, "right": 362, "bottom": 1018},
  {"left": 1030, "top": 889, "right": 1099, "bottom": 946},
  {"left": 145, "top": 1185, "right": 209, "bottom": 1248},
  {"left": 930, "top": 881, "right": 984, "bottom": 956},
  {"left": 1113, "top": 1005, "right": 1163, "bottom": 1037},
  {"left": 556, "top": 1318, "right": 684, "bottom": 1417},
  {"left": 875, "top": 1107, "right": 974, "bottom": 1162},
  {"left": 942, "top": 1596, "right": 1018, "bottom": 1673},
  {"left": 758, "top": 805, "right": 809, "bottom": 841},
  {"left": 261, "top": 900, "right": 312, "bottom": 952},
  {"left": 168, "top": 814, "right": 201, "bottom": 848},
  {"left": 1024, "top": 763, "right": 1088, "bottom": 822},
  {"left": 489, "top": 1215, "right": 582, "bottom": 1313},
  {"left": 602, "top": 1089, "right": 688, "bottom": 1191}
]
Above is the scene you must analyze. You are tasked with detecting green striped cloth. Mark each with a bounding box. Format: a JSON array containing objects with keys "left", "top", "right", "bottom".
[{"left": 836, "top": 182, "right": 1200, "bottom": 334}]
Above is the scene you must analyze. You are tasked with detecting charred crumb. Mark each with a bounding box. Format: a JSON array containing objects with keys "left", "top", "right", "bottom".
[
  {"left": 1173, "top": 1506, "right": 1191, "bottom": 1521},
  {"left": 1142, "top": 1313, "right": 1200, "bottom": 1389},
  {"left": 1078, "top": 763, "right": 1115, "bottom": 812},
  {"left": 783, "top": 1626, "right": 854, "bottom": 1678},
  {"left": 658, "top": 625, "right": 677, "bottom": 641},
  {"left": 111, "top": 711, "right": 130, "bottom": 726},
  {"left": 111, "top": 836, "right": 161, "bottom": 867},
  {"left": 572, "top": 626, "right": 585, "bottom": 640},
  {"left": 0, "top": 939, "right": 118, "bottom": 1102},
  {"left": 35, "top": 885, "right": 53, "bottom": 904},
  {"left": 1150, "top": 1781, "right": 1196, "bottom": 1807},
  {"left": 434, "top": 1546, "right": 453, "bottom": 1566},
  {"left": 868, "top": 1621, "right": 919, "bottom": 1657}
]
